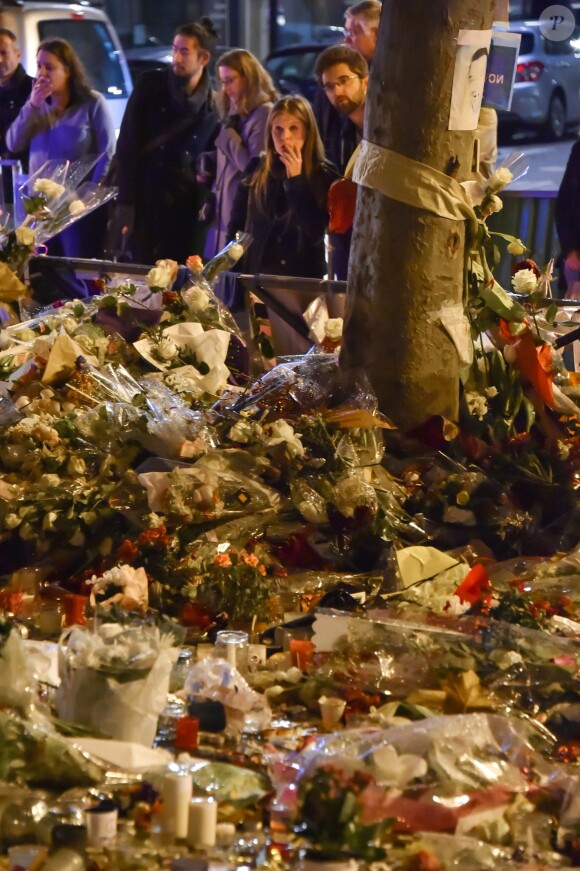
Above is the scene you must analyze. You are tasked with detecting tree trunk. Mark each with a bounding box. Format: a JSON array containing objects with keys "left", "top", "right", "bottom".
[{"left": 340, "top": 0, "right": 495, "bottom": 429}]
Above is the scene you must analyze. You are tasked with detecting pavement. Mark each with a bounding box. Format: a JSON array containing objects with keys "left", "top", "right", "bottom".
[{"left": 497, "top": 134, "right": 577, "bottom": 191}]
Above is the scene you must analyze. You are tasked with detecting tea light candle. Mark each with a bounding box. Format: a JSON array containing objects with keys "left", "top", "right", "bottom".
[
  {"left": 214, "top": 630, "right": 248, "bottom": 671},
  {"left": 161, "top": 770, "right": 193, "bottom": 840},
  {"left": 187, "top": 797, "right": 217, "bottom": 849}
]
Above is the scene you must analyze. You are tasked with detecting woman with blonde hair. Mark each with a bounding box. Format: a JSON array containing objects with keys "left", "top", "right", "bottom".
[
  {"left": 227, "top": 94, "right": 338, "bottom": 279},
  {"left": 199, "top": 48, "right": 277, "bottom": 257}
]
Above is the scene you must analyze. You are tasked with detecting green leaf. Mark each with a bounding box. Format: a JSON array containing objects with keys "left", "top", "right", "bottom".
[
  {"left": 545, "top": 303, "right": 558, "bottom": 324},
  {"left": 479, "top": 280, "right": 526, "bottom": 321}
]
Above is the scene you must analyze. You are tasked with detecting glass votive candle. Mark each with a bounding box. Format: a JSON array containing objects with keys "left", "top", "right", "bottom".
[
  {"left": 0, "top": 590, "right": 23, "bottom": 615},
  {"left": 62, "top": 593, "right": 89, "bottom": 627},
  {"left": 289, "top": 639, "right": 315, "bottom": 670},
  {"left": 214, "top": 630, "right": 249, "bottom": 671},
  {"left": 174, "top": 716, "right": 199, "bottom": 752}
]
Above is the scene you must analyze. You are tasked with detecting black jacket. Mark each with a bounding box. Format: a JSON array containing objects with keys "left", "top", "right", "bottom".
[
  {"left": 556, "top": 140, "right": 580, "bottom": 257},
  {"left": 116, "top": 67, "right": 220, "bottom": 263},
  {"left": 0, "top": 64, "right": 33, "bottom": 170},
  {"left": 227, "top": 155, "right": 338, "bottom": 278}
]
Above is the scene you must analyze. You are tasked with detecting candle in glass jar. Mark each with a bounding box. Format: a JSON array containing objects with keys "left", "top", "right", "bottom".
[
  {"left": 187, "top": 797, "right": 217, "bottom": 848},
  {"left": 161, "top": 770, "right": 193, "bottom": 840}
]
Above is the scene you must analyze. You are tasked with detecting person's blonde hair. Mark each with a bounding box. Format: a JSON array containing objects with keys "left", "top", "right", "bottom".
[
  {"left": 345, "top": 0, "right": 382, "bottom": 29},
  {"left": 216, "top": 48, "right": 278, "bottom": 118},
  {"left": 250, "top": 95, "right": 325, "bottom": 214}
]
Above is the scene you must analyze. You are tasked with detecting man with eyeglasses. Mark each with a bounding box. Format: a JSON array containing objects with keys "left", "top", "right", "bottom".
[
  {"left": 315, "top": 45, "right": 368, "bottom": 280},
  {"left": 111, "top": 18, "right": 220, "bottom": 264}
]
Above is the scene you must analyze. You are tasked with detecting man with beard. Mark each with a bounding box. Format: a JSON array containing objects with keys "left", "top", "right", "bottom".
[
  {"left": 112, "top": 18, "right": 220, "bottom": 264},
  {"left": 0, "top": 28, "right": 33, "bottom": 203},
  {"left": 315, "top": 45, "right": 368, "bottom": 279}
]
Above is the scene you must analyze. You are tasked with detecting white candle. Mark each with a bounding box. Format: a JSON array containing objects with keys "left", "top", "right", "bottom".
[
  {"left": 187, "top": 797, "right": 217, "bottom": 848},
  {"left": 161, "top": 771, "right": 193, "bottom": 840}
]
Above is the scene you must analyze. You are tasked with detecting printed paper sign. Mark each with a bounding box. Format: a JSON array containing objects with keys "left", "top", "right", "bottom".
[
  {"left": 449, "top": 29, "right": 493, "bottom": 131},
  {"left": 482, "top": 30, "right": 521, "bottom": 110}
]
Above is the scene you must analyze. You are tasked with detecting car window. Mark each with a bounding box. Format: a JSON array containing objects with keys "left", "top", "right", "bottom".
[
  {"left": 516, "top": 32, "right": 535, "bottom": 55},
  {"left": 38, "top": 19, "right": 129, "bottom": 98},
  {"left": 544, "top": 31, "right": 577, "bottom": 55}
]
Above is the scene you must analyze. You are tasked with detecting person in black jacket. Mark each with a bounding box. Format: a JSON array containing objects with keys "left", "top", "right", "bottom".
[
  {"left": 112, "top": 18, "right": 220, "bottom": 264},
  {"left": 227, "top": 94, "right": 338, "bottom": 279},
  {"left": 556, "top": 139, "right": 580, "bottom": 298},
  {"left": 0, "top": 27, "right": 33, "bottom": 204}
]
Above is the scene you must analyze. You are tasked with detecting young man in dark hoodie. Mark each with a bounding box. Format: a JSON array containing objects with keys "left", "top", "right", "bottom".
[{"left": 113, "top": 18, "right": 220, "bottom": 264}]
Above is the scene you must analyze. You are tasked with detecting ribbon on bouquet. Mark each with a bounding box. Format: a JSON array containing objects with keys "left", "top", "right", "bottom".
[{"left": 350, "top": 139, "right": 478, "bottom": 236}]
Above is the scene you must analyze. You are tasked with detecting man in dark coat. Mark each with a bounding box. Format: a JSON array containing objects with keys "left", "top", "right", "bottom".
[
  {"left": 0, "top": 27, "right": 33, "bottom": 202},
  {"left": 113, "top": 18, "right": 220, "bottom": 265}
]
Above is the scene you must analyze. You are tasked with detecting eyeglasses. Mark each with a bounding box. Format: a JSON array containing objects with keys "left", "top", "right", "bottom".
[{"left": 322, "top": 74, "right": 360, "bottom": 93}]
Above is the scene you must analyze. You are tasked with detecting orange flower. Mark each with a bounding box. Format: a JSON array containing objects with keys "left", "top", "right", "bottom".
[
  {"left": 214, "top": 552, "right": 232, "bottom": 568},
  {"left": 240, "top": 551, "right": 259, "bottom": 567}
]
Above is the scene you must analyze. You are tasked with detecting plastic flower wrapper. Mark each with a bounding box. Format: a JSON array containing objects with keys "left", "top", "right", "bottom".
[
  {"left": 178, "top": 265, "right": 243, "bottom": 341},
  {"left": 0, "top": 709, "right": 107, "bottom": 788},
  {"left": 0, "top": 617, "right": 37, "bottom": 716},
  {"left": 95, "top": 282, "right": 164, "bottom": 342},
  {"left": 200, "top": 232, "right": 252, "bottom": 285},
  {"left": 136, "top": 450, "right": 282, "bottom": 524},
  {"left": 55, "top": 623, "right": 180, "bottom": 746},
  {"left": 16, "top": 157, "right": 116, "bottom": 245},
  {"left": 287, "top": 714, "right": 573, "bottom": 849},
  {"left": 182, "top": 657, "right": 271, "bottom": 734}
]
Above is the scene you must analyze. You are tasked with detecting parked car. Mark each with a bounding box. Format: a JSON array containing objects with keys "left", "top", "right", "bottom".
[
  {"left": 264, "top": 41, "right": 334, "bottom": 102},
  {"left": 497, "top": 21, "right": 580, "bottom": 139},
  {"left": 0, "top": 1, "right": 133, "bottom": 135}
]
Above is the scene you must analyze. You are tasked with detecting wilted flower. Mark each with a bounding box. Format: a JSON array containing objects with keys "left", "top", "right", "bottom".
[{"left": 511, "top": 268, "right": 538, "bottom": 295}]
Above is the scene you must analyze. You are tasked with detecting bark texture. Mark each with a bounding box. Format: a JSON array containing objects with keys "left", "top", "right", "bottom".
[{"left": 340, "top": 0, "right": 495, "bottom": 429}]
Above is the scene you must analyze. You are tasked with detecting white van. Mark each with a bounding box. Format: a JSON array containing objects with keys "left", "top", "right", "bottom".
[{"left": 0, "top": 1, "right": 133, "bottom": 134}]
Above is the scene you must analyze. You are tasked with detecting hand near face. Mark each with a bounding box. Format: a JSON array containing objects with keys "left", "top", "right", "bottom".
[
  {"left": 278, "top": 142, "right": 303, "bottom": 178},
  {"left": 30, "top": 76, "right": 53, "bottom": 109}
]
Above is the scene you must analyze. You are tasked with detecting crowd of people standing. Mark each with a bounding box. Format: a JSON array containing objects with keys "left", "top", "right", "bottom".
[{"left": 0, "top": 1, "right": 383, "bottom": 286}]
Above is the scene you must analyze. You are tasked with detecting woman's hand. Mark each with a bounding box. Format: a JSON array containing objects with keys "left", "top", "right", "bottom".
[
  {"left": 279, "top": 143, "right": 303, "bottom": 178},
  {"left": 30, "top": 76, "right": 52, "bottom": 109},
  {"left": 565, "top": 249, "right": 580, "bottom": 272}
]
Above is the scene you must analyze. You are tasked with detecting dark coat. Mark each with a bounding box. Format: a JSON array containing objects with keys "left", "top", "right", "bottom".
[
  {"left": 116, "top": 67, "right": 220, "bottom": 264},
  {"left": 556, "top": 140, "right": 580, "bottom": 257},
  {"left": 0, "top": 64, "right": 33, "bottom": 171},
  {"left": 313, "top": 82, "right": 360, "bottom": 176},
  {"left": 227, "top": 155, "right": 338, "bottom": 278}
]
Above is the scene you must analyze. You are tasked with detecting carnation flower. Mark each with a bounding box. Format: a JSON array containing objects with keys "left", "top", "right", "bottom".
[
  {"left": 33, "top": 178, "right": 65, "bottom": 199},
  {"left": 155, "top": 337, "right": 178, "bottom": 362},
  {"left": 511, "top": 268, "right": 538, "bottom": 295},
  {"left": 15, "top": 226, "right": 35, "bottom": 247},
  {"left": 507, "top": 238, "right": 527, "bottom": 256}
]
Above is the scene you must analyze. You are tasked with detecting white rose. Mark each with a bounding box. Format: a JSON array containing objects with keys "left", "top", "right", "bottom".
[
  {"left": 15, "top": 226, "right": 35, "bottom": 247},
  {"left": 68, "top": 199, "right": 86, "bottom": 216},
  {"left": 146, "top": 264, "right": 173, "bottom": 290},
  {"left": 156, "top": 336, "right": 178, "bottom": 361},
  {"left": 183, "top": 286, "right": 210, "bottom": 312},
  {"left": 487, "top": 195, "right": 503, "bottom": 213},
  {"left": 487, "top": 166, "right": 513, "bottom": 193},
  {"left": 507, "top": 238, "right": 527, "bottom": 256},
  {"left": 324, "top": 317, "right": 343, "bottom": 340},
  {"left": 511, "top": 268, "right": 538, "bottom": 295}
]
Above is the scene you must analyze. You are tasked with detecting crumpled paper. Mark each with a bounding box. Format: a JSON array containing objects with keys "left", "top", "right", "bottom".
[{"left": 396, "top": 546, "right": 460, "bottom": 588}]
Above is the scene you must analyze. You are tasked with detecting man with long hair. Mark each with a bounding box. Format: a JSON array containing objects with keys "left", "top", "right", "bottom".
[{"left": 112, "top": 18, "right": 220, "bottom": 264}]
